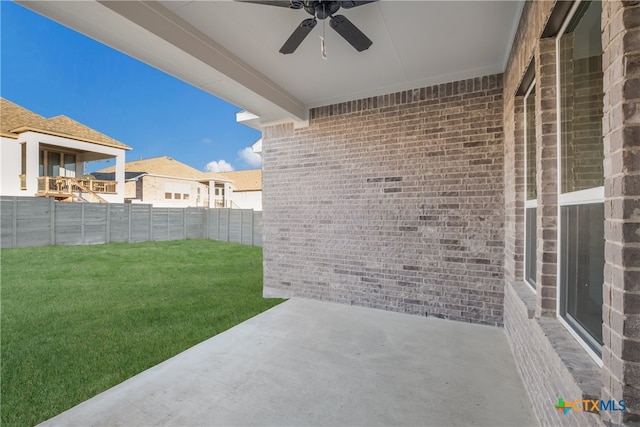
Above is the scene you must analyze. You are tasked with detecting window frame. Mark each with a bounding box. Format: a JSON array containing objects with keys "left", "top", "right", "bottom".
[
  {"left": 523, "top": 81, "right": 537, "bottom": 292},
  {"left": 39, "top": 147, "right": 79, "bottom": 178},
  {"left": 20, "top": 143, "right": 27, "bottom": 190},
  {"left": 555, "top": 0, "right": 604, "bottom": 366}
]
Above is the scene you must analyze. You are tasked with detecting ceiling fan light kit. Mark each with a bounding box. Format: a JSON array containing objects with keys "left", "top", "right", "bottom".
[{"left": 238, "top": 1, "right": 376, "bottom": 56}]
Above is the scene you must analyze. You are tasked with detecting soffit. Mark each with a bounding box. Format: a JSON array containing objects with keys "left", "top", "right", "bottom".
[{"left": 17, "top": 1, "right": 523, "bottom": 127}]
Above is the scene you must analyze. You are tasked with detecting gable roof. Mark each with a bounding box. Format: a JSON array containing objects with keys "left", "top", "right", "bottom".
[
  {"left": 99, "top": 156, "right": 261, "bottom": 190},
  {"left": 1, "top": 98, "right": 131, "bottom": 150},
  {"left": 214, "top": 170, "right": 262, "bottom": 192},
  {"left": 97, "top": 156, "right": 225, "bottom": 180}
]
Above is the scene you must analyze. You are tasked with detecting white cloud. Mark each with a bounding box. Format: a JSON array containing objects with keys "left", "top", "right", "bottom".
[
  {"left": 238, "top": 146, "right": 262, "bottom": 167},
  {"left": 205, "top": 160, "right": 234, "bottom": 172}
]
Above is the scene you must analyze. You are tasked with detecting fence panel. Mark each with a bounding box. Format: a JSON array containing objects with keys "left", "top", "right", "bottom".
[
  {"left": 0, "top": 197, "right": 262, "bottom": 248},
  {"left": 218, "top": 209, "right": 230, "bottom": 242},
  {"left": 1, "top": 197, "right": 52, "bottom": 248},
  {"left": 207, "top": 209, "right": 220, "bottom": 240},
  {"left": 0, "top": 197, "right": 15, "bottom": 248},
  {"left": 253, "top": 211, "right": 263, "bottom": 247},
  {"left": 152, "top": 208, "right": 170, "bottom": 241},
  {"left": 54, "top": 203, "right": 84, "bottom": 245},
  {"left": 131, "top": 204, "right": 152, "bottom": 243},
  {"left": 18, "top": 197, "right": 52, "bottom": 247},
  {"left": 168, "top": 208, "right": 185, "bottom": 241},
  {"left": 229, "top": 210, "right": 242, "bottom": 243},
  {"left": 241, "top": 210, "right": 254, "bottom": 245},
  {"left": 84, "top": 204, "right": 108, "bottom": 245},
  {"left": 186, "top": 208, "right": 205, "bottom": 239},
  {"left": 109, "top": 204, "right": 130, "bottom": 243}
]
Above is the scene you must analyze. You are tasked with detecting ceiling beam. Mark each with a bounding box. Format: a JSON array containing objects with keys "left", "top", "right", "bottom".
[{"left": 97, "top": 1, "right": 306, "bottom": 121}]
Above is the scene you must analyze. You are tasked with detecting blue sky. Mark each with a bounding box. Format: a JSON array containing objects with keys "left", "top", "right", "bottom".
[{"left": 0, "top": 1, "right": 262, "bottom": 173}]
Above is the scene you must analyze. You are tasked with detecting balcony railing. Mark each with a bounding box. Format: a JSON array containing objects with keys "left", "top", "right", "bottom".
[
  {"left": 36, "top": 176, "right": 116, "bottom": 203},
  {"left": 214, "top": 199, "right": 240, "bottom": 208}
]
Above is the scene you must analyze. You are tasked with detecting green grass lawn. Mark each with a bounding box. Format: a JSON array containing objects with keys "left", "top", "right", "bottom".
[{"left": 1, "top": 239, "right": 284, "bottom": 427}]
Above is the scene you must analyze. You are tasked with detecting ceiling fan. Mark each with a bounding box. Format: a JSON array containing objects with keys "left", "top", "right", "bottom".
[{"left": 238, "top": 1, "right": 377, "bottom": 54}]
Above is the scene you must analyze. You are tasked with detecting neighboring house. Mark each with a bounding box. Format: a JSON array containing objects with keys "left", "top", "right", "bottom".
[
  {"left": 0, "top": 98, "right": 130, "bottom": 203},
  {"left": 24, "top": 2, "right": 640, "bottom": 424},
  {"left": 209, "top": 169, "right": 262, "bottom": 211},
  {"left": 96, "top": 156, "right": 262, "bottom": 210}
]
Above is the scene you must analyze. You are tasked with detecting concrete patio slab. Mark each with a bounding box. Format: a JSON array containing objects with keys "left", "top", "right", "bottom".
[{"left": 39, "top": 298, "right": 537, "bottom": 426}]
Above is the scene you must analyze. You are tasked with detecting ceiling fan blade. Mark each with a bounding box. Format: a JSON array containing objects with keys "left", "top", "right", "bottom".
[
  {"left": 279, "top": 18, "right": 317, "bottom": 54},
  {"left": 340, "top": 1, "right": 377, "bottom": 9},
  {"left": 234, "top": 0, "right": 303, "bottom": 9},
  {"left": 329, "top": 15, "right": 372, "bottom": 52}
]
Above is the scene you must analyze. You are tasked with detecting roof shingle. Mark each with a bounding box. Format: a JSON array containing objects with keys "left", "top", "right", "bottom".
[
  {"left": 213, "top": 170, "right": 262, "bottom": 192},
  {"left": 1, "top": 98, "right": 131, "bottom": 150},
  {"left": 99, "top": 156, "right": 262, "bottom": 191},
  {"left": 97, "top": 156, "right": 225, "bottom": 180}
]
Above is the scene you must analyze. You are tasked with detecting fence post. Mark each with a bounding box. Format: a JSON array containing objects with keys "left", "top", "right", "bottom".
[
  {"left": 216, "top": 209, "right": 220, "bottom": 241},
  {"left": 184, "top": 207, "right": 188, "bottom": 240},
  {"left": 106, "top": 203, "right": 111, "bottom": 244},
  {"left": 81, "top": 202, "right": 86, "bottom": 244},
  {"left": 12, "top": 197, "right": 17, "bottom": 248},
  {"left": 251, "top": 210, "right": 255, "bottom": 246},
  {"left": 148, "top": 204, "right": 153, "bottom": 241},
  {"left": 203, "top": 208, "right": 208, "bottom": 239},
  {"left": 50, "top": 197, "right": 56, "bottom": 246},
  {"left": 128, "top": 203, "right": 133, "bottom": 243}
]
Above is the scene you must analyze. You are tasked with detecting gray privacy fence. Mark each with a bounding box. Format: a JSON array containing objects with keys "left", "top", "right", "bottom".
[{"left": 0, "top": 197, "right": 262, "bottom": 248}]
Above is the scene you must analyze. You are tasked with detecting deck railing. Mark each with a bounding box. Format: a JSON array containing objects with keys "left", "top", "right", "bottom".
[
  {"left": 36, "top": 176, "right": 117, "bottom": 195},
  {"left": 214, "top": 199, "right": 234, "bottom": 208}
]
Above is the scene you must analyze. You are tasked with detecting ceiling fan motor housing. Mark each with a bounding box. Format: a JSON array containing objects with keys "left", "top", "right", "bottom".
[{"left": 303, "top": 1, "right": 341, "bottom": 20}]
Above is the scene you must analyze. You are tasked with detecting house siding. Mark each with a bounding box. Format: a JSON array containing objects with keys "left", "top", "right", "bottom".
[
  {"left": 138, "top": 176, "right": 209, "bottom": 208},
  {"left": 263, "top": 75, "right": 505, "bottom": 326},
  {"left": 125, "top": 180, "right": 137, "bottom": 199},
  {"left": 0, "top": 136, "right": 25, "bottom": 196}
]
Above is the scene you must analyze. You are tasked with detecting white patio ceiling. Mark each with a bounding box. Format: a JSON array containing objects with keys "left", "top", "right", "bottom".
[{"left": 18, "top": 1, "right": 523, "bottom": 128}]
